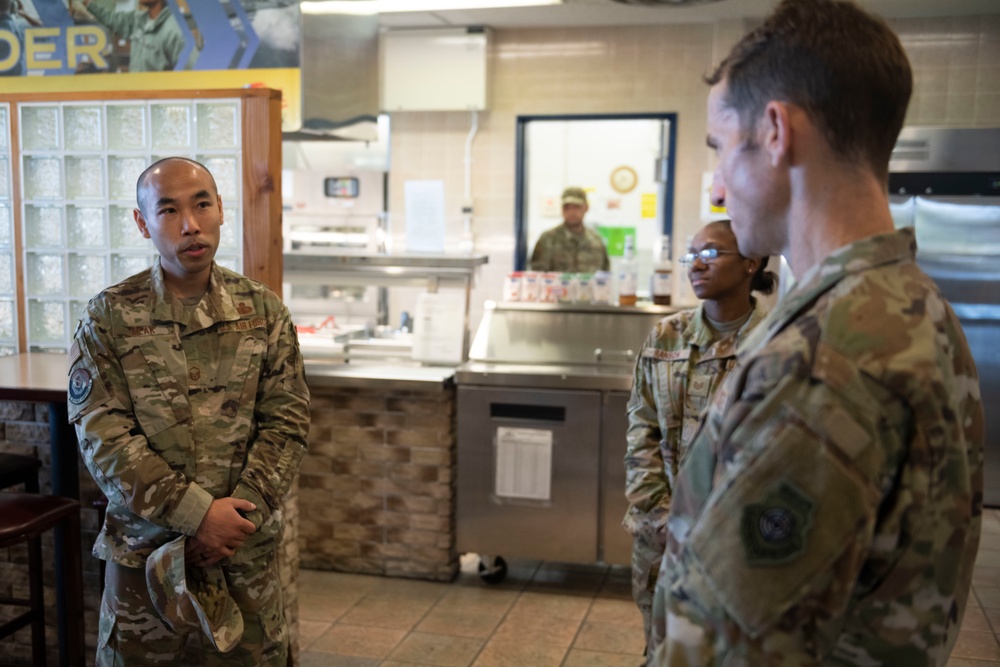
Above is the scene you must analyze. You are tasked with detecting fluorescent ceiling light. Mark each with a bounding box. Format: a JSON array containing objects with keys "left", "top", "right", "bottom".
[{"left": 302, "top": 0, "right": 561, "bottom": 15}]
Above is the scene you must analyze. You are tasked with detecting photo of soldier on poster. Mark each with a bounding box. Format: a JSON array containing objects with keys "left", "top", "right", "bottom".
[
  {"left": 0, "top": 0, "right": 299, "bottom": 76},
  {"left": 69, "top": 0, "right": 198, "bottom": 73}
]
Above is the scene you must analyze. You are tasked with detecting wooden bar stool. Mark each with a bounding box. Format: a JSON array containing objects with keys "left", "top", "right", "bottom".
[
  {"left": 0, "top": 493, "right": 85, "bottom": 667},
  {"left": 0, "top": 452, "right": 41, "bottom": 493}
]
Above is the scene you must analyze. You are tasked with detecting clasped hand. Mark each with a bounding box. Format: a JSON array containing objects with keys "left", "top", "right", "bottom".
[{"left": 187, "top": 497, "right": 257, "bottom": 567}]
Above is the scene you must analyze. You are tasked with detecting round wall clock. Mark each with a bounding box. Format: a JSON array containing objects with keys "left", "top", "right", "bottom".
[{"left": 610, "top": 165, "right": 638, "bottom": 194}]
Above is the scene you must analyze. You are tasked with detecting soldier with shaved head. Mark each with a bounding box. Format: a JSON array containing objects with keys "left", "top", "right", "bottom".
[{"left": 69, "top": 157, "right": 310, "bottom": 665}]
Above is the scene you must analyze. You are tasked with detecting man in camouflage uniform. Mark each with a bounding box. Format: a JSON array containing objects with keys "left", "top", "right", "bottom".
[
  {"left": 530, "top": 186, "right": 611, "bottom": 273},
  {"left": 625, "top": 220, "right": 774, "bottom": 661},
  {"left": 69, "top": 157, "right": 310, "bottom": 666},
  {"left": 650, "top": 1, "right": 983, "bottom": 665}
]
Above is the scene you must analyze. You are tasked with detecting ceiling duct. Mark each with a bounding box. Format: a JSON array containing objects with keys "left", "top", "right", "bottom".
[{"left": 289, "top": 6, "right": 380, "bottom": 141}]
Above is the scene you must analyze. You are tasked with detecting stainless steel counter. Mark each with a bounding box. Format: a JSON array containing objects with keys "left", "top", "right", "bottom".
[
  {"left": 304, "top": 361, "right": 454, "bottom": 392},
  {"left": 455, "top": 362, "right": 633, "bottom": 391}
]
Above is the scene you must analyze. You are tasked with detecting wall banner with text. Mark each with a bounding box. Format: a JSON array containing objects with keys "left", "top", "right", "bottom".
[{"left": 0, "top": 0, "right": 301, "bottom": 128}]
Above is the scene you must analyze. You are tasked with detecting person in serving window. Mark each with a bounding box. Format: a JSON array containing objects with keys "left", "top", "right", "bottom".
[
  {"left": 530, "top": 187, "right": 611, "bottom": 273},
  {"left": 624, "top": 219, "right": 776, "bottom": 663}
]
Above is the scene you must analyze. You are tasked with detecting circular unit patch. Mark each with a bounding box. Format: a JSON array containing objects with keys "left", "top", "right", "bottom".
[
  {"left": 68, "top": 367, "right": 94, "bottom": 405},
  {"left": 758, "top": 507, "right": 795, "bottom": 544}
]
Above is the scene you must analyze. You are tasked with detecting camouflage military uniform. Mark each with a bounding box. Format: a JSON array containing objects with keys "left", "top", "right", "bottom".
[
  {"left": 530, "top": 224, "right": 611, "bottom": 273},
  {"left": 86, "top": 0, "right": 199, "bottom": 72},
  {"left": 69, "top": 258, "right": 311, "bottom": 666},
  {"left": 651, "top": 228, "right": 983, "bottom": 666},
  {"left": 625, "top": 301, "right": 765, "bottom": 660}
]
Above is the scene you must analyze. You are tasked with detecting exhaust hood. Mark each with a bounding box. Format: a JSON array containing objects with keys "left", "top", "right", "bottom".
[
  {"left": 289, "top": 7, "right": 380, "bottom": 141},
  {"left": 889, "top": 127, "right": 1000, "bottom": 197}
]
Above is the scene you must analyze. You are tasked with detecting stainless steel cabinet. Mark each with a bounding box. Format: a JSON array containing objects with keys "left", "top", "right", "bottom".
[{"left": 456, "top": 385, "right": 602, "bottom": 564}]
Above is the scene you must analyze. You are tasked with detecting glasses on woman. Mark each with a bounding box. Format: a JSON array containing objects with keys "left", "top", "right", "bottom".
[{"left": 679, "top": 248, "right": 741, "bottom": 267}]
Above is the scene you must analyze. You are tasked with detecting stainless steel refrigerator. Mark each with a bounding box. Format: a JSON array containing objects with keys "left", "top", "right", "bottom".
[{"left": 889, "top": 127, "right": 1000, "bottom": 506}]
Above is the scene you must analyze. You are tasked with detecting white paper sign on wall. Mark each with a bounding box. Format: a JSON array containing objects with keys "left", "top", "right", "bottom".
[
  {"left": 411, "top": 291, "right": 464, "bottom": 365},
  {"left": 404, "top": 179, "right": 446, "bottom": 252}
]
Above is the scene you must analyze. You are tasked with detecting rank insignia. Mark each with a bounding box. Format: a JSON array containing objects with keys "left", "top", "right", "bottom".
[
  {"left": 740, "top": 482, "right": 815, "bottom": 565},
  {"left": 68, "top": 367, "right": 93, "bottom": 405}
]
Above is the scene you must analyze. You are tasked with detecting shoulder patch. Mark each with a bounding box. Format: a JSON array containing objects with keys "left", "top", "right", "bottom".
[
  {"left": 740, "top": 482, "right": 815, "bottom": 566},
  {"left": 68, "top": 367, "right": 93, "bottom": 404}
]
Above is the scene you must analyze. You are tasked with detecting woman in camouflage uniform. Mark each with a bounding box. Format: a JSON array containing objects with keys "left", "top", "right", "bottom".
[{"left": 623, "top": 219, "right": 776, "bottom": 662}]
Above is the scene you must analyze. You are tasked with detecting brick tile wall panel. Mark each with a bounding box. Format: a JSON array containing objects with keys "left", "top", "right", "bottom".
[
  {"left": 373, "top": 511, "right": 411, "bottom": 529},
  {"left": 361, "top": 445, "right": 412, "bottom": 464},
  {"left": 386, "top": 429, "right": 444, "bottom": 448},
  {"left": 410, "top": 447, "right": 452, "bottom": 467},
  {"left": 299, "top": 385, "right": 458, "bottom": 583},
  {"left": 410, "top": 514, "right": 451, "bottom": 532},
  {"left": 0, "top": 401, "right": 35, "bottom": 421},
  {"left": 332, "top": 427, "right": 385, "bottom": 446},
  {"left": 386, "top": 495, "right": 438, "bottom": 514}
]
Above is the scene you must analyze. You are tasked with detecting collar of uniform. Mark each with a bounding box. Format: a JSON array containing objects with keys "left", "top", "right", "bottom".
[
  {"left": 742, "top": 227, "right": 916, "bottom": 357},
  {"left": 149, "top": 259, "right": 244, "bottom": 326},
  {"left": 555, "top": 223, "right": 590, "bottom": 243},
  {"left": 141, "top": 6, "right": 173, "bottom": 35},
  {"left": 686, "top": 302, "right": 715, "bottom": 348},
  {"left": 693, "top": 298, "right": 767, "bottom": 358}
]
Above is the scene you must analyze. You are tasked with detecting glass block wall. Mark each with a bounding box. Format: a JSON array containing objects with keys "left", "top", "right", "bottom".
[
  {"left": 19, "top": 99, "right": 243, "bottom": 352},
  {"left": 0, "top": 104, "right": 15, "bottom": 356}
]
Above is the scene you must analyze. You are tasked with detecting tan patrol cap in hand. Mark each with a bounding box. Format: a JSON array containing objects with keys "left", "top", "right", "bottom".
[{"left": 145, "top": 535, "right": 245, "bottom": 652}]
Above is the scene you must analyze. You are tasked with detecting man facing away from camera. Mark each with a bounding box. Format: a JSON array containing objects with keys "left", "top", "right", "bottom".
[{"left": 650, "top": 0, "right": 983, "bottom": 665}]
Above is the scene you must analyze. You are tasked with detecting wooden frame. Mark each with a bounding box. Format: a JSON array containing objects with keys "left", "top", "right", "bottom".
[{"left": 1, "top": 88, "right": 283, "bottom": 352}]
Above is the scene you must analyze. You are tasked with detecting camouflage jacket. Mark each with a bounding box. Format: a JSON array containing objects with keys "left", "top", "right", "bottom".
[
  {"left": 69, "top": 259, "right": 311, "bottom": 567},
  {"left": 651, "top": 228, "right": 983, "bottom": 666},
  {"left": 86, "top": 0, "right": 198, "bottom": 72},
  {"left": 623, "top": 301, "right": 766, "bottom": 539},
  {"left": 530, "top": 223, "right": 611, "bottom": 273}
]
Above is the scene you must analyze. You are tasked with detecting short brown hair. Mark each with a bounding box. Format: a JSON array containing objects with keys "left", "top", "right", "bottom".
[{"left": 706, "top": 0, "right": 911, "bottom": 178}]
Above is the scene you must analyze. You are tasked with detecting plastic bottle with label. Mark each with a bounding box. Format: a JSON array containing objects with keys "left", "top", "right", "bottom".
[{"left": 617, "top": 235, "right": 638, "bottom": 307}]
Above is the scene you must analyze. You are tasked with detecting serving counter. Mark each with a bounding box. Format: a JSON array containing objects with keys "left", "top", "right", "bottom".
[{"left": 455, "top": 301, "right": 678, "bottom": 577}]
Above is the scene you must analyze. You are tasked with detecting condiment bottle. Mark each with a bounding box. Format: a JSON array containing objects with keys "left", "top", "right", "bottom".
[{"left": 617, "top": 235, "right": 638, "bottom": 307}]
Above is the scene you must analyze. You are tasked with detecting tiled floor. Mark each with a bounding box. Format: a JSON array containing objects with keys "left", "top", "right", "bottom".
[{"left": 297, "top": 509, "right": 1000, "bottom": 667}]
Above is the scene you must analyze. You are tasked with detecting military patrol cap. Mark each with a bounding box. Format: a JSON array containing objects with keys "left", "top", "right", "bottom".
[
  {"left": 146, "top": 536, "right": 245, "bottom": 652},
  {"left": 561, "top": 187, "right": 587, "bottom": 206}
]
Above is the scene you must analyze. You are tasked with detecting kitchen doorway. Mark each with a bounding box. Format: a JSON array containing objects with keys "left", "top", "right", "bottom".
[{"left": 514, "top": 113, "right": 678, "bottom": 290}]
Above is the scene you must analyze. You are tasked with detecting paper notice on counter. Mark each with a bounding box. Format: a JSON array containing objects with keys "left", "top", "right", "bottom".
[
  {"left": 411, "top": 291, "right": 465, "bottom": 365},
  {"left": 495, "top": 427, "right": 553, "bottom": 501},
  {"left": 404, "top": 179, "right": 446, "bottom": 252}
]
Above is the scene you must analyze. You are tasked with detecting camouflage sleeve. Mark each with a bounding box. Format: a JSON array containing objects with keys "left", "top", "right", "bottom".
[
  {"left": 623, "top": 341, "right": 672, "bottom": 537},
  {"left": 529, "top": 233, "right": 551, "bottom": 272},
  {"left": 655, "top": 367, "right": 894, "bottom": 666},
  {"left": 86, "top": 0, "right": 140, "bottom": 40},
  {"left": 70, "top": 306, "right": 214, "bottom": 536},
  {"left": 230, "top": 304, "right": 310, "bottom": 528},
  {"left": 600, "top": 246, "right": 610, "bottom": 272}
]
